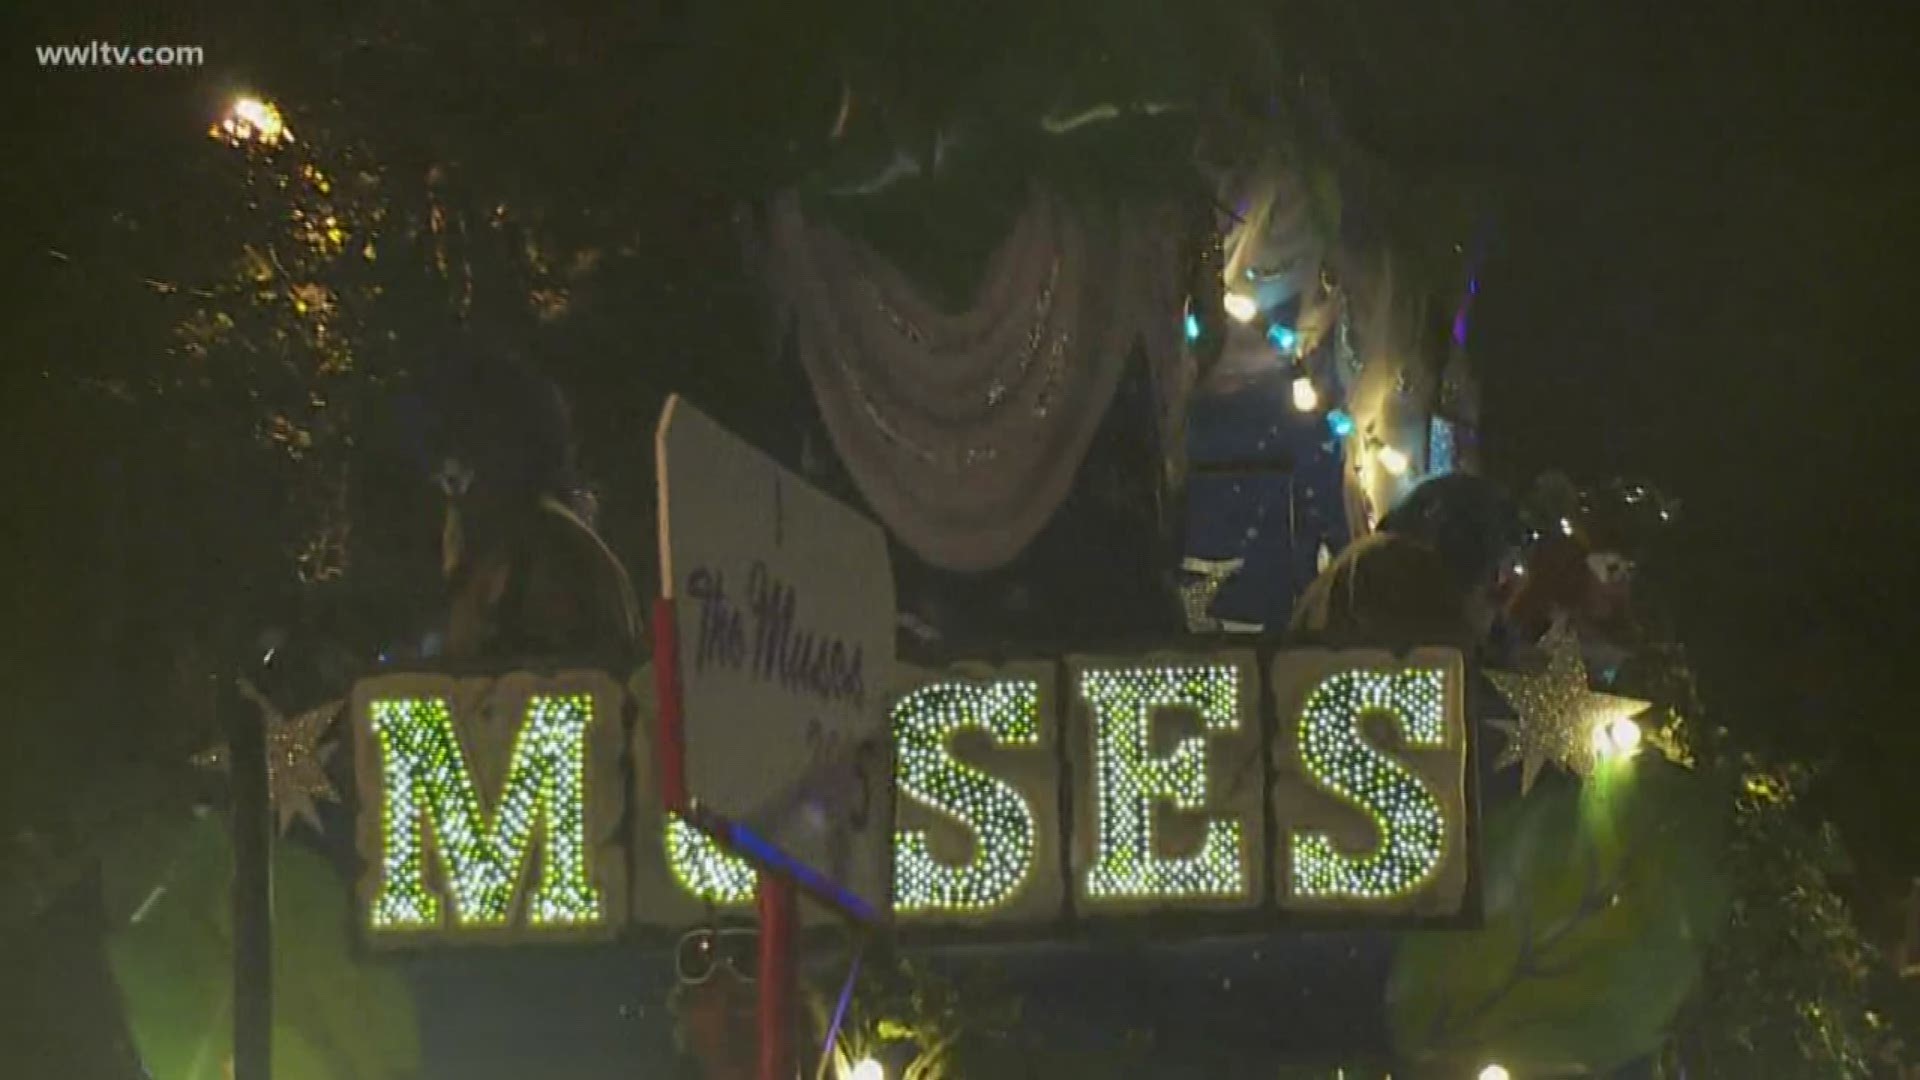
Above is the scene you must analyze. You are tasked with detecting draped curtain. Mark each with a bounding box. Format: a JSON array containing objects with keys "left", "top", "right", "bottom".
[{"left": 761, "top": 187, "right": 1191, "bottom": 572}]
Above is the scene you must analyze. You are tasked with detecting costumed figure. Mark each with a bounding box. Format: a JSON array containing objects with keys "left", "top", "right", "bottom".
[
  {"left": 1288, "top": 473, "right": 1522, "bottom": 654},
  {"left": 426, "top": 341, "right": 640, "bottom": 663}
]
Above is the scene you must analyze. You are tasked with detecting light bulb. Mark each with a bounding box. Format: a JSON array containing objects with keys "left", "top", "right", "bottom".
[
  {"left": 1588, "top": 722, "right": 1614, "bottom": 759},
  {"left": 1326, "top": 409, "right": 1355, "bottom": 438},
  {"left": 849, "top": 1058, "right": 885, "bottom": 1080},
  {"left": 1223, "top": 293, "right": 1258, "bottom": 323},
  {"left": 1267, "top": 324, "right": 1299, "bottom": 353},
  {"left": 1478, "top": 1066, "right": 1511, "bottom": 1080},
  {"left": 1559, "top": 517, "right": 1574, "bottom": 536},
  {"left": 1184, "top": 311, "right": 1202, "bottom": 342},
  {"left": 1376, "top": 445, "right": 1409, "bottom": 476},
  {"left": 1593, "top": 716, "right": 1643, "bottom": 761},
  {"left": 221, "top": 96, "right": 289, "bottom": 144},
  {"left": 1291, "top": 376, "right": 1319, "bottom": 412}
]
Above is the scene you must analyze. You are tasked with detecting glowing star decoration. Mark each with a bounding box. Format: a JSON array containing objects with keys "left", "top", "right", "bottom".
[
  {"left": 1079, "top": 663, "right": 1249, "bottom": 903},
  {"left": 1487, "top": 622, "right": 1651, "bottom": 792},
  {"left": 365, "top": 693, "right": 605, "bottom": 932},
  {"left": 1289, "top": 668, "right": 1450, "bottom": 901},
  {"left": 665, "top": 812, "right": 756, "bottom": 905},
  {"left": 197, "top": 681, "right": 342, "bottom": 835},
  {"left": 892, "top": 680, "right": 1042, "bottom": 914}
]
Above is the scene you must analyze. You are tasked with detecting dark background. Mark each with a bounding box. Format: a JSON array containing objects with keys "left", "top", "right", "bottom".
[{"left": 1312, "top": 2, "right": 1920, "bottom": 931}]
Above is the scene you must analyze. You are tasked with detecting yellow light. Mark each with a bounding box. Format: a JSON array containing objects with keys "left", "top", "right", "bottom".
[
  {"left": 849, "top": 1059, "right": 885, "bottom": 1080},
  {"left": 1376, "top": 445, "right": 1409, "bottom": 476},
  {"left": 220, "top": 95, "right": 290, "bottom": 145},
  {"left": 1592, "top": 715, "right": 1643, "bottom": 761},
  {"left": 1223, "top": 292, "right": 1259, "bottom": 323},
  {"left": 1478, "top": 1066, "right": 1511, "bottom": 1080},
  {"left": 1290, "top": 376, "right": 1319, "bottom": 412}
]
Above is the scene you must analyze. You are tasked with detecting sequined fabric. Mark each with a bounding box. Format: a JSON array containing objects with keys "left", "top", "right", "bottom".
[{"left": 765, "top": 188, "right": 1190, "bottom": 571}]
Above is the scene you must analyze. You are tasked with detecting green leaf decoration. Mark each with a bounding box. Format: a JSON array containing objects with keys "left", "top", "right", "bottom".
[
  {"left": 105, "top": 812, "right": 420, "bottom": 1079},
  {"left": 1388, "top": 761, "right": 1729, "bottom": 1073}
]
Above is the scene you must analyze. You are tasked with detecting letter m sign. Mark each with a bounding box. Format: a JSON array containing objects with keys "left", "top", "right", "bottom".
[{"left": 351, "top": 669, "right": 629, "bottom": 943}]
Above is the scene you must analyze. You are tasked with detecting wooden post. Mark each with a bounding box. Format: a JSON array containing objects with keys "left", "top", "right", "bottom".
[
  {"left": 757, "top": 874, "right": 798, "bottom": 1080},
  {"left": 227, "top": 674, "right": 274, "bottom": 1080}
]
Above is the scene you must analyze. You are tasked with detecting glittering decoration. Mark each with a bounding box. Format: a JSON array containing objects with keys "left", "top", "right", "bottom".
[
  {"left": 196, "top": 680, "right": 341, "bottom": 835},
  {"left": 1289, "top": 668, "right": 1450, "bottom": 901},
  {"left": 768, "top": 189, "right": 1187, "bottom": 572},
  {"left": 1080, "top": 664, "right": 1247, "bottom": 901},
  {"left": 367, "top": 694, "right": 603, "bottom": 931},
  {"left": 1179, "top": 556, "right": 1245, "bottom": 632},
  {"left": 893, "top": 680, "right": 1043, "bottom": 914},
  {"left": 1487, "top": 623, "right": 1651, "bottom": 792},
  {"left": 1337, "top": 309, "right": 1362, "bottom": 377},
  {"left": 665, "top": 812, "right": 756, "bottom": 906},
  {"left": 1428, "top": 418, "right": 1457, "bottom": 477},
  {"left": 213, "top": 96, "right": 291, "bottom": 147}
]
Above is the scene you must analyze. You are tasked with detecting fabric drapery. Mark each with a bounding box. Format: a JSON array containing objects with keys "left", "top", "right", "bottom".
[{"left": 763, "top": 188, "right": 1190, "bottom": 572}]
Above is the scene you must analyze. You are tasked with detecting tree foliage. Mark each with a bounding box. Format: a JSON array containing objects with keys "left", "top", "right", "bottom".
[{"left": 1658, "top": 762, "right": 1900, "bottom": 1076}]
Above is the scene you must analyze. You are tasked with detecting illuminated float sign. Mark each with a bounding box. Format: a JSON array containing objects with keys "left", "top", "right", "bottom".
[
  {"left": 349, "top": 648, "right": 1473, "bottom": 942},
  {"left": 347, "top": 394, "right": 1470, "bottom": 943}
]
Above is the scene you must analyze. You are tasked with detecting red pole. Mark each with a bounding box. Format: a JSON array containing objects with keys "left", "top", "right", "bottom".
[{"left": 757, "top": 873, "right": 798, "bottom": 1080}]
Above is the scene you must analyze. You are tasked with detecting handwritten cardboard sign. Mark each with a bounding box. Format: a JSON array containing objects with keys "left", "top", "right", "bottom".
[{"left": 655, "top": 395, "right": 897, "bottom": 916}]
